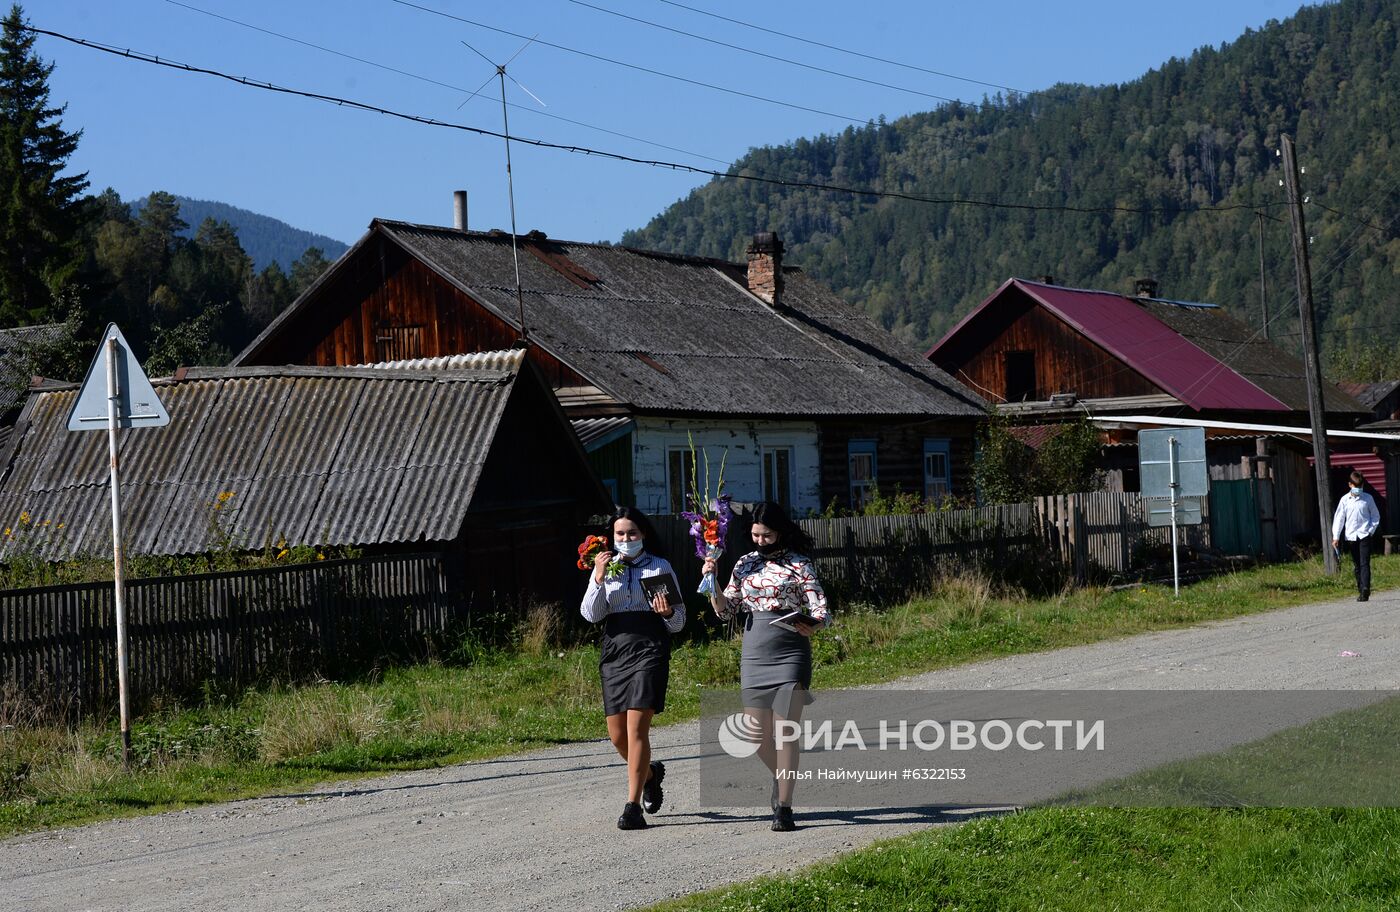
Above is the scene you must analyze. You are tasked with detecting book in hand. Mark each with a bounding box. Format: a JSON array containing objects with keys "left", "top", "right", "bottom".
[
  {"left": 769, "top": 609, "right": 821, "bottom": 633},
  {"left": 640, "top": 574, "right": 682, "bottom": 609}
]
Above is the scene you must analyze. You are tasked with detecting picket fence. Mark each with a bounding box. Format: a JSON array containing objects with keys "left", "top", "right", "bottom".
[
  {"left": 3, "top": 493, "right": 1214, "bottom": 714},
  {"left": 0, "top": 553, "right": 454, "bottom": 715}
]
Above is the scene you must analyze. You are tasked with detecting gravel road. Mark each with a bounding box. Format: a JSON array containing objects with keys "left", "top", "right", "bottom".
[{"left": 4, "top": 590, "right": 1397, "bottom": 912}]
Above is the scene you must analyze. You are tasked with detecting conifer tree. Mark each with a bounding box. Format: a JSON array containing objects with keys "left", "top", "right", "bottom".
[{"left": 0, "top": 4, "right": 87, "bottom": 324}]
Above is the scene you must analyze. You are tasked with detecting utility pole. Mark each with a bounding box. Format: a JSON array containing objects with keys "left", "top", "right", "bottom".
[
  {"left": 1257, "top": 209, "right": 1270, "bottom": 340},
  {"left": 1281, "top": 134, "right": 1337, "bottom": 574}
]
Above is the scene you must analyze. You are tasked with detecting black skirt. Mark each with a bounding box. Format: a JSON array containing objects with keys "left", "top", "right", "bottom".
[{"left": 600, "top": 611, "right": 671, "bottom": 715}]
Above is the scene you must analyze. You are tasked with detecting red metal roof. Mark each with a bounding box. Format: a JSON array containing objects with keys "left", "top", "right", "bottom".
[{"left": 928, "top": 279, "right": 1290, "bottom": 412}]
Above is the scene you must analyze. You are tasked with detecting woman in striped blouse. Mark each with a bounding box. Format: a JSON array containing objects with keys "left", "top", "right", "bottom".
[{"left": 580, "top": 506, "right": 685, "bottom": 830}]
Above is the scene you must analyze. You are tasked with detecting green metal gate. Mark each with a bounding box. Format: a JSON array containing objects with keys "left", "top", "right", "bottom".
[{"left": 1210, "top": 478, "right": 1262, "bottom": 556}]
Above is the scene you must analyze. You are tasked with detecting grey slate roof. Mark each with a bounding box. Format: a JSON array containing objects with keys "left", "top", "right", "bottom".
[
  {"left": 0, "top": 354, "right": 527, "bottom": 560},
  {"left": 238, "top": 222, "right": 986, "bottom": 418}
]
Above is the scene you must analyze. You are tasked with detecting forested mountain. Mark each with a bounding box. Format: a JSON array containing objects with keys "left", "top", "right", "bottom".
[
  {"left": 132, "top": 196, "right": 348, "bottom": 272},
  {"left": 623, "top": 0, "right": 1400, "bottom": 364}
]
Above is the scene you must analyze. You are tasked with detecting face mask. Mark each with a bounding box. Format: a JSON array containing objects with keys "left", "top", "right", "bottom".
[
  {"left": 614, "top": 539, "right": 644, "bottom": 558},
  {"left": 1350, "top": 486, "right": 1361, "bottom": 495},
  {"left": 756, "top": 541, "right": 784, "bottom": 556}
]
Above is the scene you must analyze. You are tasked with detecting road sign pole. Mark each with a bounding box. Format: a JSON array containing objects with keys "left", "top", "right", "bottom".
[
  {"left": 1169, "top": 436, "right": 1180, "bottom": 597},
  {"left": 107, "top": 337, "right": 131, "bottom": 770}
]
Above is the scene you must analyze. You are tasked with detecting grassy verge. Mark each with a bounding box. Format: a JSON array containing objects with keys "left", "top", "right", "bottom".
[
  {"left": 648, "top": 696, "right": 1400, "bottom": 911},
  {"left": 646, "top": 808, "right": 1400, "bottom": 911},
  {"left": 3, "top": 554, "right": 1396, "bottom": 838}
]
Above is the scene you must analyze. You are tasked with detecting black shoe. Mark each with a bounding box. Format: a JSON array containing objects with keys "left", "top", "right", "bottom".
[
  {"left": 617, "top": 801, "right": 648, "bottom": 830},
  {"left": 771, "top": 805, "right": 796, "bottom": 832},
  {"left": 1359, "top": 591, "right": 1370, "bottom": 602},
  {"left": 643, "top": 761, "right": 666, "bottom": 814}
]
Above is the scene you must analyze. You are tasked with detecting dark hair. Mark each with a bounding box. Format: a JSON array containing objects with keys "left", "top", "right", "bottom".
[
  {"left": 750, "top": 501, "right": 814, "bottom": 555},
  {"left": 606, "top": 506, "right": 667, "bottom": 559},
  {"left": 1350, "top": 470, "right": 1367, "bottom": 487}
]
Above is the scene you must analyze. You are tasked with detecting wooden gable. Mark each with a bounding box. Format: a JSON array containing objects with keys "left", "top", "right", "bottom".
[
  {"left": 933, "top": 285, "right": 1164, "bottom": 403},
  {"left": 247, "top": 231, "right": 588, "bottom": 390}
]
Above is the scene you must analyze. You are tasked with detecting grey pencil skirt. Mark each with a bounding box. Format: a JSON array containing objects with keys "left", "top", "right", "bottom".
[{"left": 740, "top": 610, "right": 813, "bottom": 717}]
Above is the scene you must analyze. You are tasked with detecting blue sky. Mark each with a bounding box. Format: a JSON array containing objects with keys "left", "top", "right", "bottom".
[{"left": 37, "top": 0, "right": 1310, "bottom": 247}]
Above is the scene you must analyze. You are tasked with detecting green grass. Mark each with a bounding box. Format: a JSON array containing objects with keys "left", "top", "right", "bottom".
[
  {"left": 647, "top": 697, "right": 1400, "bottom": 911},
  {"left": 646, "top": 808, "right": 1400, "bottom": 911},
  {"left": 2, "top": 554, "right": 1396, "bottom": 838}
]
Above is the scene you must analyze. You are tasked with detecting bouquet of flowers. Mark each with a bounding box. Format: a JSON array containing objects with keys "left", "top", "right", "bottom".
[
  {"left": 576, "top": 534, "right": 623, "bottom": 578},
  {"left": 680, "top": 432, "right": 732, "bottom": 594}
]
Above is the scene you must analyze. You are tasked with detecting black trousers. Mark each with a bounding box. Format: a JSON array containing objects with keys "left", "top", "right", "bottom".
[{"left": 1345, "top": 537, "right": 1372, "bottom": 595}]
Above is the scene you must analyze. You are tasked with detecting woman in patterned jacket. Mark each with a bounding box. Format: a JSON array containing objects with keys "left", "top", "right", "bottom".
[{"left": 702, "top": 500, "right": 829, "bottom": 831}]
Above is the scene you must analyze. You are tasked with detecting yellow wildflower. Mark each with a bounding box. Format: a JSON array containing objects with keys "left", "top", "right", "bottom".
[
  {"left": 277, "top": 548, "right": 290, "bottom": 560},
  {"left": 3, "top": 528, "right": 9, "bottom": 537},
  {"left": 316, "top": 552, "right": 326, "bottom": 561},
  {"left": 217, "top": 491, "right": 235, "bottom": 503},
  {"left": 19, "top": 511, "right": 30, "bottom": 525}
]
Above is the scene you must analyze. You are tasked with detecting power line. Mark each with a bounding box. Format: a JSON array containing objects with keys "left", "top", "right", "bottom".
[
  {"left": 387, "top": 0, "right": 872, "bottom": 125},
  {"left": 162, "top": 0, "right": 734, "bottom": 167},
  {"left": 566, "top": 0, "right": 983, "bottom": 109},
  {"left": 28, "top": 25, "right": 1285, "bottom": 218},
  {"left": 654, "top": 0, "right": 1043, "bottom": 99}
]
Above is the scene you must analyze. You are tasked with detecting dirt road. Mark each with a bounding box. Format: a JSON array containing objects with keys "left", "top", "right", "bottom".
[{"left": 5, "top": 591, "right": 1396, "bottom": 912}]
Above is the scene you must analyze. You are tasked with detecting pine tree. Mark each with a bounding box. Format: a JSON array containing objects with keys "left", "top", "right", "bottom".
[{"left": 0, "top": 4, "right": 88, "bottom": 324}]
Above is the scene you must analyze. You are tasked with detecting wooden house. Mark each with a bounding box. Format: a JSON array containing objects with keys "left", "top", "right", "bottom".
[
  {"left": 234, "top": 222, "right": 986, "bottom": 514},
  {"left": 927, "top": 277, "right": 1397, "bottom": 555},
  {"left": 0, "top": 352, "right": 610, "bottom": 608}
]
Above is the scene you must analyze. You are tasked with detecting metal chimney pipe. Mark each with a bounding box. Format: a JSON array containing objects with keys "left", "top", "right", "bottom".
[{"left": 453, "top": 190, "right": 468, "bottom": 230}]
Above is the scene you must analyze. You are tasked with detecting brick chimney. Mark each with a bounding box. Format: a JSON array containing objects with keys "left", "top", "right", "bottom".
[{"left": 746, "top": 232, "right": 784, "bottom": 307}]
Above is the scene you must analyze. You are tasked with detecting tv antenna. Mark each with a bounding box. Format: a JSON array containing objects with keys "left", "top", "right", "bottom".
[{"left": 459, "top": 37, "right": 545, "bottom": 346}]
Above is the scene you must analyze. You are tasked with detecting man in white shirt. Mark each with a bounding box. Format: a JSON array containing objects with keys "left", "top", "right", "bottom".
[{"left": 1332, "top": 470, "right": 1382, "bottom": 602}]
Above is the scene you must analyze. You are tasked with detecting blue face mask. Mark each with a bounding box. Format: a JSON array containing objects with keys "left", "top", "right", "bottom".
[{"left": 614, "top": 539, "right": 644, "bottom": 559}]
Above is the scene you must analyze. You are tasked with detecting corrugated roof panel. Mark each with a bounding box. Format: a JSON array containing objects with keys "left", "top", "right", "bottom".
[
  {"left": 401, "top": 379, "right": 508, "bottom": 470},
  {"left": 0, "top": 361, "right": 539, "bottom": 559},
  {"left": 1019, "top": 283, "right": 1290, "bottom": 412},
  {"left": 304, "top": 471, "right": 410, "bottom": 546},
  {"left": 148, "top": 479, "right": 252, "bottom": 556},
  {"left": 378, "top": 465, "right": 475, "bottom": 543},
  {"left": 332, "top": 377, "right": 437, "bottom": 472},
  {"left": 572, "top": 416, "right": 633, "bottom": 450},
  {"left": 122, "top": 484, "right": 190, "bottom": 555},
  {"left": 253, "top": 376, "right": 364, "bottom": 478},
  {"left": 16, "top": 391, "right": 110, "bottom": 491},
  {"left": 367, "top": 349, "right": 526, "bottom": 372},
  {"left": 215, "top": 474, "right": 317, "bottom": 552},
  {"left": 183, "top": 377, "right": 295, "bottom": 481},
  {"left": 116, "top": 380, "right": 224, "bottom": 485}
]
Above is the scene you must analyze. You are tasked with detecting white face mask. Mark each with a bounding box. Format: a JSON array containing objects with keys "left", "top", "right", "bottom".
[{"left": 614, "top": 539, "right": 644, "bottom": 558}]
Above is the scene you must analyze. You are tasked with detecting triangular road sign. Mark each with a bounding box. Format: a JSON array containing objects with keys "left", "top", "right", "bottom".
[{"left": 66, "top": 324, "right": 170, "bottom": 431}]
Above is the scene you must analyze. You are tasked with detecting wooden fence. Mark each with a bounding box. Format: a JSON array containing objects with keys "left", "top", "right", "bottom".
[
  {"left": 1, "top": 552, "right": 456, "bottom": 715},
  {"left": 651, "top": 491, "right": 1214, "bottom": 606},
  {"left": 4, "top": 494, "right": 1223, "bottom": 714}
]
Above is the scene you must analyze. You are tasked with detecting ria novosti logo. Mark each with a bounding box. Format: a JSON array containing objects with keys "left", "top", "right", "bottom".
[{"left": 717, "top": 711, "right": 764, "bottom": 758}]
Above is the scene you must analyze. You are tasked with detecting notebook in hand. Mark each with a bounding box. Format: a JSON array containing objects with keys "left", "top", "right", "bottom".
[
  {"left": 640, "top": 574, "right": 681, "bottom": 609},
  {"left": 769, "top": 609, "right": 821, "bottom": 633}
]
